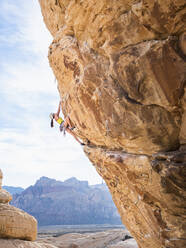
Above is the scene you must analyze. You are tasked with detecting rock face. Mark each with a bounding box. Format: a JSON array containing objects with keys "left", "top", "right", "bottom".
[
  {"left": 11, "top": 177, "right": 121, "bottom": 225},
  {"left": 85, "top": 147, "right": 186, "bottom": 248},
  {"left": 38, "top": 1, "right": 186, "bottom": 247},
  {"left": 0, "top": 169, "right": 37, "bottom": 241}
]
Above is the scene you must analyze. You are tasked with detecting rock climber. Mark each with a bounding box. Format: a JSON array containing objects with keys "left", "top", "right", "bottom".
[{"left": 50, "top": 101, "right": 85, "bottom": 146}]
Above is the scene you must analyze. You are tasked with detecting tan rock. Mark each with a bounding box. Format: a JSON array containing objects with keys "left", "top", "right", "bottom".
[
  {"left": 180, "top": 86, "right": 186, "bottom": 144},
  {"left": 48, "top": 34, "right": 185, "bottom": 155},
  {"left": 179, "top": 32, "right": 186, "bottom": 55},
  {"left": 85, "top": 146, "right": 186, "bottom": 248},
  {"left": 0, "top": 170, "right": 12, "bottom": 204},
  {"left": 39, "top": 0, "right": 186, "bottom": 155},
  {"left": 0, "top": 169, "right": 3, "bottom": 188},
  {"left": 0, "top": 189, "right": 12, "bottom": 203},
  {"left": 0, "top": 203, "right": 37, "bottom": 241},
  {"left": 39, "top": 0, "right": 185, "bottom": 51},
  {"left": 0, "top": 169, "right": 37, "bottom": 241},
  {"left": 38, "top": 1, "right": 186, "bottom": 247}
]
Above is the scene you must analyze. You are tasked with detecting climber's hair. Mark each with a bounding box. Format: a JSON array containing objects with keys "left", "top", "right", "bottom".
[
  {"left": 51, "top": 118, "right": 54, "bottom": 128},
  {"left": 50, "top": 113, "right": 55, "bottom": 128}
]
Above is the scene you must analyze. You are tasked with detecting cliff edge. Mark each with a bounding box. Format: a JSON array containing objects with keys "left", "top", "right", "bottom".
[{"left": 38, "top": 1, "right": 186, "bottom": 247}]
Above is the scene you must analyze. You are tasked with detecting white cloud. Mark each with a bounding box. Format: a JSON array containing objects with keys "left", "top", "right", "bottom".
[
  {"left": 0, "top": 115, "right": 102, "bottom": 187},
  {"left": 0, "top": 0, "right": 102, "bottom": 188},
  {"left": 0, "top": 0, "right": 52, "bottom": 55},
  {"left": 1, "top": 60, "right": 56, "bottom": 95}
]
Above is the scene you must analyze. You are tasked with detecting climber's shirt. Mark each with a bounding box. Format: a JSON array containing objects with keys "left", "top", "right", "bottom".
[{"left": 57, "top": 117, "right": 64, "bottom": 125}]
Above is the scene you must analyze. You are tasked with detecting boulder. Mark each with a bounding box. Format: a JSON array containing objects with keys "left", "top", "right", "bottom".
[
  {"left": 0, "top": 170, "right": 37, "bottom": 241},
  {"left": 0, "top": 189, "right": 12, "bottom": 204},
  {"left": 0, "top": 204, "right": 37, "bottom": 241}
]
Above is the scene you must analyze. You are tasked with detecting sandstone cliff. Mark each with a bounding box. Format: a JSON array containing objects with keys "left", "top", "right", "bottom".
[
  {"left": 11, "top": 176, "right": 121, "bottom": 225},
  {"left": 38, "top": 1, "right": 186, "bottom": 247}
]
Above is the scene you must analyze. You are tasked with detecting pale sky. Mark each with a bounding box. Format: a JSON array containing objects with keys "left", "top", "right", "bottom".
[{"left": 0, "top": 0, "right": 102, "bottom": 188}]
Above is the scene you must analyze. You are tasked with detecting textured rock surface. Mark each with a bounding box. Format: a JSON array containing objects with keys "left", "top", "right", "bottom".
[
  {"left": 39, "top": 0, "right": 186, "bottom": 247},
  {"left": 85, "top": 147, "right": 186, "bottom": 248},
  {"left": 0, "top": 170, "right": 37, "bottom": 241},
  {"left": 0, "top": 204, "right": 37, "bottom": 241},
  {"left": 0, "top": 189, "right": 12, "bottom": 203}
]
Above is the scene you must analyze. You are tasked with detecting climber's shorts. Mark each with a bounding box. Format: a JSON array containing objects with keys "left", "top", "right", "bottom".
[{"left": 59, "top": 121, "right": 65, "bottom": 132}]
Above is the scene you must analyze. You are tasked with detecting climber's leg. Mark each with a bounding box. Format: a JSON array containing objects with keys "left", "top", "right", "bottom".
[
  {"left": 64, "top": 116, "right": 73, "bottom": 129},
  {"left": 66, "top": 128, "right": 84, "bottom": 145}
]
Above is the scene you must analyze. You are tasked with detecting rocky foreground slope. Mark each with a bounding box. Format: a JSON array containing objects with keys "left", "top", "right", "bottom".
[
  {"left": 0, "top": 229, "right": 137, "bottom": 248},
  {"left": 11, "top": 176, "right": 121, "bottom": 225},
  {"left": 39, "top": 1, "right": 186, "bottom": 247}
]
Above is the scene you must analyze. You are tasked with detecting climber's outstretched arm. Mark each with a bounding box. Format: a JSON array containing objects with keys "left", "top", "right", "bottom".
[{"left": 56, "top": 101, "right": 61, "bottom": 117}]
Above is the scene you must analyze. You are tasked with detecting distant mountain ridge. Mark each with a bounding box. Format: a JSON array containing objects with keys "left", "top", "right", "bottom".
[
  {"left": 2, "top": 186, "right": 24, "bottom": 195},
  {"left": 10, "top": 177, "right": 121, "bottom": 226}
]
